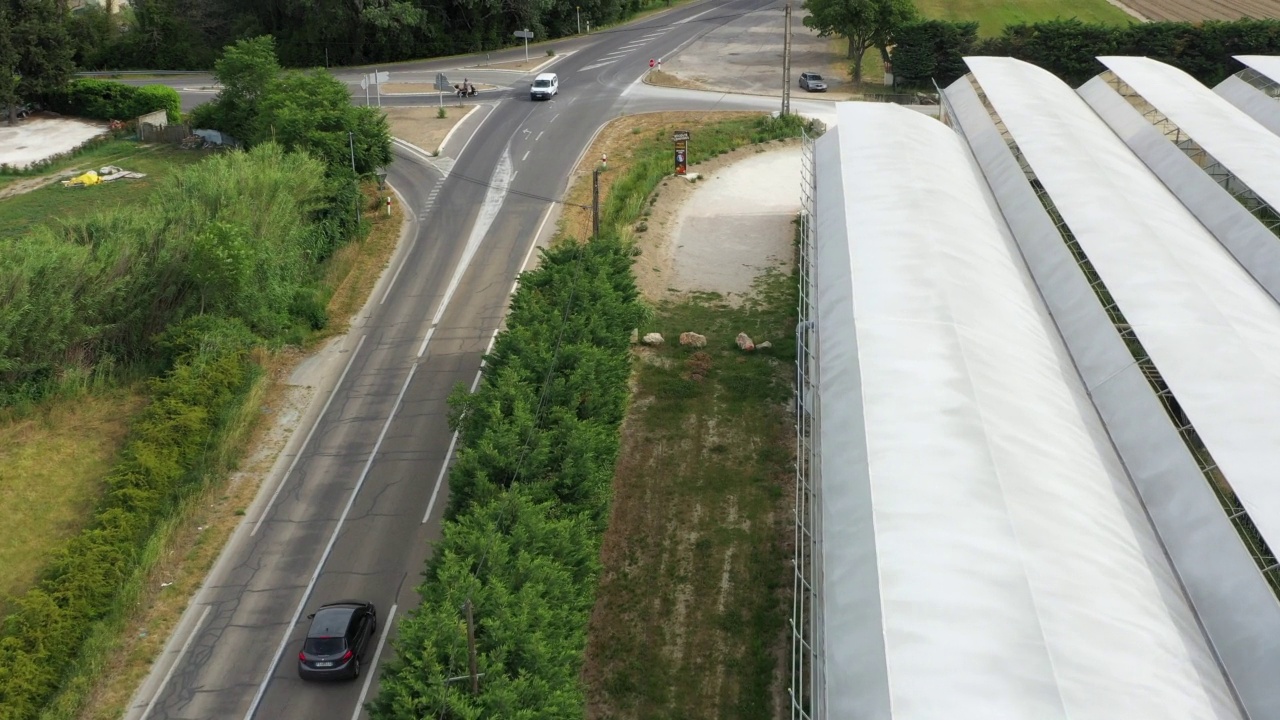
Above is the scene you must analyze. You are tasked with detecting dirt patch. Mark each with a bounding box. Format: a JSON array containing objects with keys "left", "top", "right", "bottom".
[
  {"left": 583, "top": 277, "right": 796, "bottom": 720},
  {"left": 384, "top": 105, "right": 475, "bottom": 155},
  {"left": 558, "top": 112, "right": 799, "bottom": 307},
  {"left": 1114, "top": 0, "right": 1280, "bottom": 20},
  {"left": 653, "top": 143, "right": 799, "bottom": 305},
  {"left": 653, "top": 6, "right": 882, "bottom": 97},
  {"left": 0, "top": 172, "right": 78, "bottom": 200},
  {"left": 0, "top": 116, "right": 108, "bottom": 170}
]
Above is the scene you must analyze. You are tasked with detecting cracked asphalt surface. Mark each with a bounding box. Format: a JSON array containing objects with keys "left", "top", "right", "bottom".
[{"left": 125, "top": 1, "right": 810, "bottom": 718}]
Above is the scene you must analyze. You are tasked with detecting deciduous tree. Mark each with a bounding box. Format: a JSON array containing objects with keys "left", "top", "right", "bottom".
[
  {"left": 802, "top": 0, "right": 916, "bottom": 85},
  {"left": 1, "top": 0, "right": 73, "bottom": 125}
]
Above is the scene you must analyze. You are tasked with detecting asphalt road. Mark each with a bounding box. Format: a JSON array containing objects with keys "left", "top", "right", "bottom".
[{"left": 125, "top": 1, "right": 796, "bottom": 719}]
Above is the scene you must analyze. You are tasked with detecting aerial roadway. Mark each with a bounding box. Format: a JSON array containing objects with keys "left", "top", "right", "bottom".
[{"left": 125, "top": 0, "right": 802, "bottom": 718}]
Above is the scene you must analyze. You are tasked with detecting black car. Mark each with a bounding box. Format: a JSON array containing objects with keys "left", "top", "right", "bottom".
[
  {"left": 297, "top": 600, "right": 377, "bottom": 681},
  {"left": 799, "top": 72, "right": 828, "bottom": 92}
]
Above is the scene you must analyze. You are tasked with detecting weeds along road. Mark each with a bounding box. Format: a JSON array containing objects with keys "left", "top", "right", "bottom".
[{"left": 126, "top": 1, "right": 785, "bottom": 718}]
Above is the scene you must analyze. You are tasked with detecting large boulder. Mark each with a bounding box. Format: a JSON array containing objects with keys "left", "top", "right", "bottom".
[
  {"left": 736, "top": 332, "right": 755, "bottom": 351},
  {"left": 679, "top": 332, "right": 707, "bottom": 348},
  {"left": 641, "top": 332, "right": 665, "bottom": 346}
]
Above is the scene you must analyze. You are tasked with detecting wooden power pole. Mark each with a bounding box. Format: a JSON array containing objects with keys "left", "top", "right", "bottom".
[
  {"left": 782, "top": 0, "right": 792, "bottom": 116},
  {"left": 465, "top": 600, "right": 479, "bottom": 695},
  {"left": 592, "top": 169, "right": 601, "bottom": 240}
]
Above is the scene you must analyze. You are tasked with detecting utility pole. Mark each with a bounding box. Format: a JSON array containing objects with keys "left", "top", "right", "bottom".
[
  {"left": 465, "top": 600, "right": 479, "bottom": 695},
  {"left": 782, "top": 0, "right": 793, "bottom": 116},
  {"left": 577, "top": 6, "right": 581, "bottom": 34},
  {"left": 592, "top": 169, "right": 600, "bottom": 240},
  {"left": 348, "top": 132, "right": 361, "bottom": 224}
]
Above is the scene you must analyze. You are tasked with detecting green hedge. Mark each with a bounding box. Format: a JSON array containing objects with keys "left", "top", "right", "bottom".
[
  {"left": 41, "top": 79, "right": 181, "bottom": 123},
  {"left": 892, "top": 17, "right": 1280, "bottom": 89},
  {"left": 0, "top": 317, "right": 256, "bottom": 719},
  {"left": 372, "top": 113, "right": 812, "bottom": 719}
]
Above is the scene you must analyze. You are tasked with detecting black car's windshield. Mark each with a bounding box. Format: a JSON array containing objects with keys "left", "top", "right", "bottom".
[{"left": 304, "top": 637, "right": 345, "bottom": 656}]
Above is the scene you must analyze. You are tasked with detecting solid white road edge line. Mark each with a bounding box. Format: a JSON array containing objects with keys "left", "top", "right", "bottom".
[
  {"left": 675, "top": 5, "right": 716, "bottom": 24},
  {"left": 350, "top": 603, "right": 398, "bottom": 720},
  {"left": 243, "top": 362, "right": 420, "bottom": 720},
  {"left": 138, "top": 605, "right": 212, "bottom": 720},
  {"left": 380, "top": 183, "right": 420, "bottom": 305},
  {"left": 417, "top": 326, "right": 435, "bottom": 358},
  {"left": 252, "top": 334, "right": 368, "bottom": 537},
  {"left": 422, "top": 429, "right": 459, "bottom": 525}
]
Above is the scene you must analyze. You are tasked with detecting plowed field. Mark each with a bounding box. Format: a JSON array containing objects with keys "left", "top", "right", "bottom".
[{"left": 1118, "top": 0, "right": 1280, "bottom": 21}]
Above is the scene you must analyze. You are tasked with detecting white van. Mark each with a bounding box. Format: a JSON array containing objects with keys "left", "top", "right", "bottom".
[{"left": 531, "top": 73, "right": 559, "bottom": 101}]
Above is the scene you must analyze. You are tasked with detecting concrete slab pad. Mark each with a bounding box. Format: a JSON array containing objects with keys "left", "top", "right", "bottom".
[{"left": 0, "top": 116, "right": 109, "bottom": 169}]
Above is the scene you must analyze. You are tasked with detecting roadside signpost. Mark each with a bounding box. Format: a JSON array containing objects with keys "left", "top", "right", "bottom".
[
  {"left": 514, "top": 29, "right": 534, "bottom": 62},
  {"left": 435, "top": 72, "right": 450, "bottom": 108},
  {"left": 673, "top": 130, "right": 689, "bottom": 175},
  {"left": 362, "top": 70, "right": 391, "bottom": 106}
]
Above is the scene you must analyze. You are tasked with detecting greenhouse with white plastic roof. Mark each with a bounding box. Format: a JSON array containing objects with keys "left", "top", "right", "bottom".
[{"left": 791, "top": 55, "right": 1280, "bottom": 720}]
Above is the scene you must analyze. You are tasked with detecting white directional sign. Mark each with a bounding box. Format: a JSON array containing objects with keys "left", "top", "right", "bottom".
[{"left": 514, "top": 29, "right": 534, "bottom": 61}]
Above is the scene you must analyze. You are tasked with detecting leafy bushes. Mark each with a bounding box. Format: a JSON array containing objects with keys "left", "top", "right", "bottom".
[
  {"left": 194, "top": 37, "right": 392, "bottom": 176},
  {"left": 0, "top": 143, "right": 337, "bottom": 402},
  {"left": 891, "top": 20, "right": 979, "bottom": 88},
  {"left": 372, "top": 113, "right": 811, "bottom": 719},
  {"left": 40, "top": 78, "right": 181, "bottom": 123},
  {"left": 892, "top": 17, "right": 1280, "bottom": 89},
  {"left": 373, "top": 233, "right": 644, "bottom": 719},
  {"left": 0, "top": 316, "right": 256, "bottom": 719}
]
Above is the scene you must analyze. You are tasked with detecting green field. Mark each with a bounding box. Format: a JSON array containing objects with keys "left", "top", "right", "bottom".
[
  {"left": 917, "top": 0, "right": 1135, "bottom": 36},
  {"left": 0, "top": 141, "right": 209, "bottom": 241}
]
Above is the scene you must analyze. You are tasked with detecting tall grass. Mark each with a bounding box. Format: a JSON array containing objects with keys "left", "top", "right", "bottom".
[
  {"left": 34, "top": 363, "right": 268, "bottom": 720},
  {"left": 0, "top": 143, "right": 334, "bottom": 404}
]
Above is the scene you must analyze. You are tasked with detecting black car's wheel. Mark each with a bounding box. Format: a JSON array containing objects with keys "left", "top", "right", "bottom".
[{"left": 351, "top": 658, "right": 361, "bottom": 679}]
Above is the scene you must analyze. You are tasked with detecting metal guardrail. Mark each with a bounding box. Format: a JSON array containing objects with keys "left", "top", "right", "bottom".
[{"left": 74, "top": 70, "right": 208, "bottom": 77}]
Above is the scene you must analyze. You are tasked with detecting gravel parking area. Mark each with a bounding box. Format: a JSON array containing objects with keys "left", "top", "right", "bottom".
[{"left": 654, "top": 6, "right": 857, "bottom": 99}]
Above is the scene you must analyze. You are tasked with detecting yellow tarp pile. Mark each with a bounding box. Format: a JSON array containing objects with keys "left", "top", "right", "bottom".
[{"left": 62, "top": 170, "right": 101, "bottom": 187}]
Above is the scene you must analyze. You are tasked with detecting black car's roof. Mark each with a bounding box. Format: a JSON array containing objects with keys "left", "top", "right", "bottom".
[{"left": 307, "top": 606, "right": 357, "bottom": 637}]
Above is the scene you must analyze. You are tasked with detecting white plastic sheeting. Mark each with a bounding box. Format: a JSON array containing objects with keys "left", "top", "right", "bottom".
[
  {"left": 965, "top": 55, "right": 1280, "bottom": 569},
  {"left": 1215, "top": 56, "right": 1280, "bottom": 135},
  {"left": 814, "top": 101, "right": 1240, "bottom": 720},
  {"left": 1098, "top": 56, "right": 1280, "bottom": 207},
  {"left": 1082, "top": 56, "right": 1280, "bottom": 304},
  {"left": 1235, "top": 55, "right": 1280, "bottom": 83}
]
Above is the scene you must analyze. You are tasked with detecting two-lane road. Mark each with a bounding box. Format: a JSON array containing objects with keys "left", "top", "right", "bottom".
[{"left": 127, "top": 1, "right": 789, "bottom": 718}]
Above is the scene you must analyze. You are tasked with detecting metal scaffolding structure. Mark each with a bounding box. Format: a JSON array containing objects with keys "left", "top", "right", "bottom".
[{"left": 790, "top": 128, "right": 819, "bottom": 720}]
